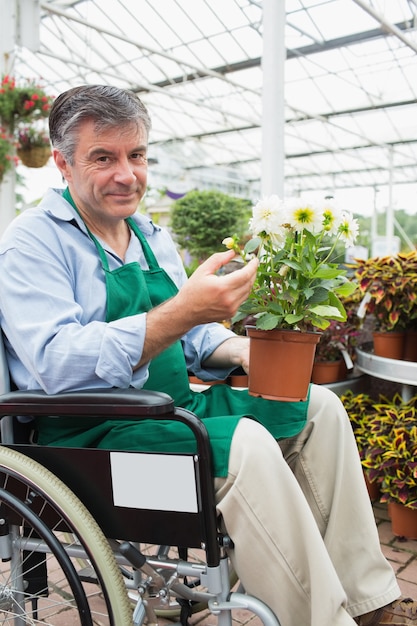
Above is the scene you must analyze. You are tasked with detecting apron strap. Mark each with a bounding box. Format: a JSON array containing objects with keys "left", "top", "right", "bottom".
[{"left": 62, "top": 187, "right": 159, "bottom": 272}]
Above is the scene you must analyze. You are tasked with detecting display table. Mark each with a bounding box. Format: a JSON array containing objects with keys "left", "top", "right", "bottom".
[{"left": 356, "top": 342, "right": 417, "bottom": 402}]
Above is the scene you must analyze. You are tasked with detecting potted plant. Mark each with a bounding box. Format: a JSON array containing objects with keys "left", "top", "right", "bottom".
[
  {"left": 399, "top": 252, "right": 417, "bottom": 361},
  {"left": 0, "top": 127, "right": 17, "bottom": 183},
  {"left": 16, "top": 125, "right": 51, "bottom": 168},
  {"left": 369, "top": 394, "right": 417, "bottom": 538},
  {"left": 312, "top": 321, "right": 357, "bottom": 384},
  {"left": 0, "top": 75, "right": 54, "bottom": 132},
  {"left": 312, "top": 290, "right": 363, "bottom": 384},
  {"left": 171, "top": 189, "right": 251, "bottom": 262},
  {"left": 343, "top": 389, "right": 417, "bottom": 537},
  {"left": 223, "top": 195, "right": 359, "bottom": 401},
  {"left": 353, "top": 252, "right": 417, "bottom": 359},
  {"left": 341, "top": 389, "right": 382, "bottom": 500}
]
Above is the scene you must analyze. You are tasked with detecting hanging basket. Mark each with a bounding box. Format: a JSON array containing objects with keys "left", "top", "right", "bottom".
[
  {"left": 17, "top": 146, "right": 51, "bottom": 168},
  {"left": 246, "top": 327, "right": 321, "bottom": 402}
]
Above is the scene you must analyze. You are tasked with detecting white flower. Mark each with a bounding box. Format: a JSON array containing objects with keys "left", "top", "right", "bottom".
[
  {"left": 227, "top": 193, "right": 359, "bottom": 332},
  {"left": 319, "top": 199, "right": 343, "bottom": 235},
  {"left": 283, "top": 197, "right": 323, "bottom": 233},
  {"left": 338, "top": 212, "right": 359, "bottom": 247},
  {"left": 249, "top": 194, "right": 284, "bottom": 236},
  {"left": 269, "top": 230, "right": 287, "bottom": 249},
  {"left": 222, "top": 237, "right": 235, "bottom": 249}
]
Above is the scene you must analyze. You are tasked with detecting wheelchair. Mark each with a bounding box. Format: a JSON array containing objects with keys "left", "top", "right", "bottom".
[{"left": 0, "top": 337, "right": 280, "bottom": 626}]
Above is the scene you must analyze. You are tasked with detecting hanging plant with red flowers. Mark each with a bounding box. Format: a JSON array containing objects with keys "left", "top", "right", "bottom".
[{"left": 0, "top": 75, "right": 54, "bottom": 132}]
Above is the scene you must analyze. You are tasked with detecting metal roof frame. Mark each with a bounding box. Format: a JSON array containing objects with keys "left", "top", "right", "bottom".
[{"left": 3, "top": 0, "right": 417, "bottom": 215}]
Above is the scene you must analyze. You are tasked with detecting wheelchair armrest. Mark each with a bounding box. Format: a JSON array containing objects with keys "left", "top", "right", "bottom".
[
  {"left": 0, "top": 388, "right": 174, "bottom": 418},
  {"left": 0, "top": 388, "right": 210, "bottom": 472}
]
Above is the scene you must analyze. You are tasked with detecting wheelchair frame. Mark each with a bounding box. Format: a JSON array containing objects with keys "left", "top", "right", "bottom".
[{"left": 0, "top": 386, "right": 281, "bottom": 626}]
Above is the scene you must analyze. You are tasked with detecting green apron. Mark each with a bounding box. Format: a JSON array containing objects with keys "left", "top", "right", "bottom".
[{"left": 37, "top": 189, "right": 310, "bottom": 477}]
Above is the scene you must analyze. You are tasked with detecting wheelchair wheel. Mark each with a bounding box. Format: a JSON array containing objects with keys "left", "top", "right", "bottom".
[{"left": 0, "top": 446, "right": 133, "bottom": 625}]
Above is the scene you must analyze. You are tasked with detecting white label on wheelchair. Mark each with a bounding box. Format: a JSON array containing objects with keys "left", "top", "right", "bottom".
[{"left": 110, "top": 451, "right": 198, "bottom": 513}]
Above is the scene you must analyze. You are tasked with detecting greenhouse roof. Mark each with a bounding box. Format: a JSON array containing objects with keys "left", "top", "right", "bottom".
[{"left": 8, "top": 0, "right": 417, "bottom": 202}]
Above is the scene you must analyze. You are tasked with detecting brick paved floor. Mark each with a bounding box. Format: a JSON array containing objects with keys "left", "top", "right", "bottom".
[
  {"left": 11, "top": 498, "right": 414, "bottom": 626},
  {"left": 374, "top": 501, "right": 417, "bottom": 600},
  {"left": 180, "top": 500, "right": 417, "bottom": 626},
  {"left": 11, "top": 497, "right": 415, "bottom": 626}
]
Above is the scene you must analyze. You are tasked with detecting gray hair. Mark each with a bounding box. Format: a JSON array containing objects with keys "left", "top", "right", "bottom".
[{"left": 49, "top": 85, "right": 152, "bottom": 164}]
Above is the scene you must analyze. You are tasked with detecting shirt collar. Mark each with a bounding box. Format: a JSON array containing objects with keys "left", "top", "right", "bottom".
[{"left": 40, "top": 187, "right": 160, "bottom": 236}]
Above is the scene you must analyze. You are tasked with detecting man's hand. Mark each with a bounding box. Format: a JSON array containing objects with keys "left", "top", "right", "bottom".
[
  {"left": 203, "top": 336, "right": 250, "bottom": 374},
  {"left": 178, "top": 250, "right": 258, "bottom": 326},
  {"left": 137, "top": 250, "right": 258, "bottom": 368}
]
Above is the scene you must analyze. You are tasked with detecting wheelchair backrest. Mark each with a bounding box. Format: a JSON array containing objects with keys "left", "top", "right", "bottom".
[
  {"left": 0, "top": 333, "right": 10, "bottom": 395},
  {"left": 0, "top": 333, "right": 13, "bottom": 444}
]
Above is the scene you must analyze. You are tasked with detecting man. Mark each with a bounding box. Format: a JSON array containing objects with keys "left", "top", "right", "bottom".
[{"left": 0, "top": 84, "right": 414, "bottom": 626}]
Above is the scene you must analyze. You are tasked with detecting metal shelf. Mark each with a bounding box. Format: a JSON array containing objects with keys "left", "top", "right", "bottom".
[
  {"left": 324, "top": 372, "right": 369, "bottom": 397},
  {"left": 356, "top": 342, "right": 417, "bottom": 400}
]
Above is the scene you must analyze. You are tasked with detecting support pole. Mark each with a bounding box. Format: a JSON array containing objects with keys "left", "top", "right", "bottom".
[
  {"left": 0, "top": 0, "right": 40, "bottom": 234},
  {"left": 386, "top": 146, "right": 394, "bottom": 254},
  {"left": 0, "top": 0, "right": 18, "bottom": 234},
  {"left": 260, "top": 0, "right": 286, "bottom": 198}
]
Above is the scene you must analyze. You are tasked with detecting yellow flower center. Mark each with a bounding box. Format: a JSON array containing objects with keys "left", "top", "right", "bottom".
[{"left": 294, "top": 208, "right": 314, "bottom": 224}]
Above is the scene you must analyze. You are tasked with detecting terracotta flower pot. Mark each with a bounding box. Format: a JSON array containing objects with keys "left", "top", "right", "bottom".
[
  {"left": 229, "top": 374, "right": 249, "bottom": 388},
  {"left": 403, "top": 330, "right": 417, "bottom": 362},
  {"left": 390, "top": 501, "right": 417, "bottom": 540},
  {"left": 363, "top": 473, "right": 380, "bottom": 502},
  {"left": 311, "top": 360, "right": 344, "bottom": 385},
  {"left": 373, "top": 331, "right": 406, "bottom": 360},
  {"left": 188, "top": 376, "right": 225, "bottom": 386},
  {"left": 247, "top": 327, "right": 320, "bottom": 402}
]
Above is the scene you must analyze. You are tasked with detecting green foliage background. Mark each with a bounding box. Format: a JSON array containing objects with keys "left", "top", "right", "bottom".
[
  {"left": 170, "top": 190, "right": 251, "bottom": 261},
  {"left": 354, "top": 210, "right": 417, "bottom": 252},
  {"left": 170, "top": 190, "right": 417, "bottom": 265}
]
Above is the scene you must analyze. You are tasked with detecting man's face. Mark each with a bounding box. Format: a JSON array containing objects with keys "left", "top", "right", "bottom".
[{"left": 56, "top": 118, "right": 148, "bottom": 226}]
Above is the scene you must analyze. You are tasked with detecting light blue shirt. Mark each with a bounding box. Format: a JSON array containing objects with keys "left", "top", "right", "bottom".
[{"left": 0, "top": 188, "right": 235, "bottom": 393}]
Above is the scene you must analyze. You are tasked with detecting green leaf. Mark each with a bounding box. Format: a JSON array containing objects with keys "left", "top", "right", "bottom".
[
  {"left": 231, "top": 310, "right": 251, "bottom": 323},
  {"left": 315, "top": 266, "right": 345, "bottom": 279},
  {"left": 244, "top": 237, "right": 262, "bottom": 255},
  {"left": 283, "top": 259, "right": 304, "bottom": 272},
  {"left": 307, "top": 286, "right": 329, "bottom": 304},
  {"left": 334, "top": 281, "right": 358, "bottom": 297},
  {"left": 284, "top": 313, "right": 305, "bottom": 325},
  {"left": 328, "top": 292, "right": 348, "bottom": 320},
  {"left": 309, "top": 304, "right": 345, "bottom": 319},
  {"left": 308, "top": 315, "right": 330, "bottom": 330},
  {"left": 256, "top": 313, "right": 281, "bottom": 330},
  {"left": 267, "top": 301, "right": 285, "bottom": 314}
]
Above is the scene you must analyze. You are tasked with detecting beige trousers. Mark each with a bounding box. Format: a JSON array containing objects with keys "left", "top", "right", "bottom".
[{"left": 215, "top": 384, "right": 400, "bottom": 626}]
